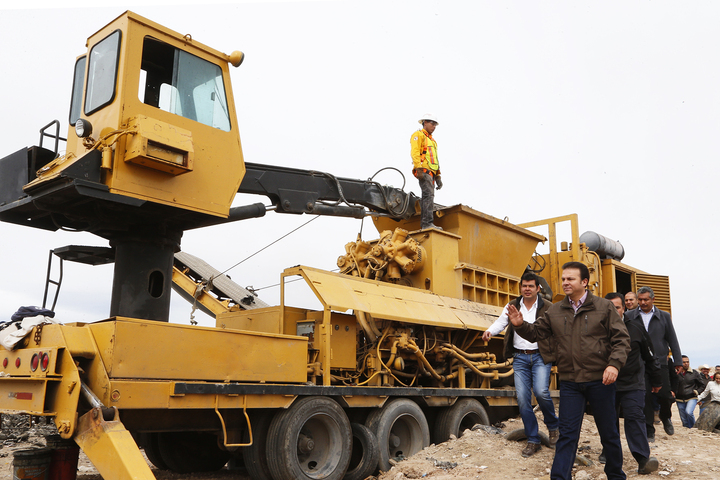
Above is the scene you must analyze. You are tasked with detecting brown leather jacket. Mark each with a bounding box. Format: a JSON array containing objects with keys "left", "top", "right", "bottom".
[
  {"left": 515, "top": 291, "right": 630, "bottom": 383},
  {"left": 502, "top": 295, "right": 555, "bottom": 364}
]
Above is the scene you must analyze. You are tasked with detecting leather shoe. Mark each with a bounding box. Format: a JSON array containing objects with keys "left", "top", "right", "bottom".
[
  {"left": 548, "top": 429, "right": 559, "bottom": 447},
  {"left": 598, "top": 451, "right": 606, "bottom": 464},
  {"left": 638, "top": 456, "right": 659, "bottom": 475},
  {"left": 521, "top": 442, "right": 541, "bottom": 457},
  {"left": 662, "top": 418, "right": 674, "bottom": 435}
]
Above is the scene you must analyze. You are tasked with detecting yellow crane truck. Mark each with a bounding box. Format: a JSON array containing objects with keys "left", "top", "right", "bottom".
[{"left": 0, "top": 11, "right": 672, "bottom": 480}]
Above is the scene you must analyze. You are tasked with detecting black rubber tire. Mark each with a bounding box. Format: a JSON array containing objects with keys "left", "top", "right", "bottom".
[
  {"left": 504, "top": 427, "right": 551, "bottom": 447},
  {"left": 266, "top": 396, "right": 352, "bottom": 480},
  {"left": 365, "top": 398, "right": 430, "bottom": 472},
  {"left": 433, "top": 398, "right": 490, "bottom": 444},
  {"left": 139, "top": 432, "right": 168, "bottom": 470},
  {"left": 695, "top": 401, "right": 720, "bottom": 432},
  {"left": 241, "top": 410, "right": 275, "bottom": 480},
  {"left": 344, "top": 423, "right": 380, "bottom": 480},
  {"left": 156, "top": 431, "right": 230, "bottom": 473}
]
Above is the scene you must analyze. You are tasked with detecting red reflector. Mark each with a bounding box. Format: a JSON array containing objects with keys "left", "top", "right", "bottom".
[
  {"left": 15, "top": 358, "right": 21, "bottom": 368},
  {"left": 2, "top": 358, "right": 7, "bottom": 368},
  {"left": 15, "top": 392, "right": 33, "bottom": 400},
  {"left": 31, "top": 354, "right": 39, "bottom": 372},
  {"left": 41, "top": 353, "right": 49, "bottom": 371}
]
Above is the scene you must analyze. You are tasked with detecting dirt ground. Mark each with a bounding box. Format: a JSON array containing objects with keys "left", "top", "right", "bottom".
[{"left": 0, "top": 410, "right": 718, "bottom": 480}]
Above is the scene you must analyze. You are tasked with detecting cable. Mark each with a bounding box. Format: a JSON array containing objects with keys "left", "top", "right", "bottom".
[{"left": 217, "top": 215, "right": 320, "bottom": 278}]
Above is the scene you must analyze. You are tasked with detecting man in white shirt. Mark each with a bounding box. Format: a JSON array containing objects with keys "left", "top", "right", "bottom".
[{"left": 482, "top": 272, "right": 558, "bottom": 457}]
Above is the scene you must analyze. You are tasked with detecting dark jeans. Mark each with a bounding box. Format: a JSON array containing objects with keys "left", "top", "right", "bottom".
[
  {"left": 645, "top": 365, "right": 673, "bottom": 436},
  {"left": 418, "top": 172, "right": 434, "bottom": 228},
  {"left": 551, "top": 380, "right": 625, "bottom": 480},
  {"left": 616, "top": 389, "right": 650, "bottom": 462}
]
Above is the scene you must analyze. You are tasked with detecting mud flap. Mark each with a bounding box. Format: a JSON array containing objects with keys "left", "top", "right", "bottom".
[{"left": 73, "top": 406, "right": 155, "bottom": 480}]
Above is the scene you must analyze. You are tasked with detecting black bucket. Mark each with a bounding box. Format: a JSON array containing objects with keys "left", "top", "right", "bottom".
[{"left": 12, "top": 448, "right": 52, "bottom": 480}]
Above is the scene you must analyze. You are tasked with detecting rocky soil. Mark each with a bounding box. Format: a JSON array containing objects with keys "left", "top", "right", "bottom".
[{"left": 1, "top": 410, "right": 718, "bottom": 480}]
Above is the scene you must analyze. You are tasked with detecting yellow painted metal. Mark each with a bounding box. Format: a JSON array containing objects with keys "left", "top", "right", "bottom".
[
  {"left": 338, "top": 396, "right": 389, "bottom": 408},
  {"left": 28, "top": 11, "right": 245, "bottom": 218},
  {"left": 405, "top": 229, "right": 463, "bottom": 297},
  {"left": 172, "top": 267, "right": 239, "bottom": 318},
  {"left": 456, "top": 263, "right": 520, "bottom": 307},
  {"left": 88, "top": 317, "right": 307, "bottom": 384},
  {"left": 284, "top": 266, "right": 502, "bottom": 331},
  {"left": 123, "top": 115, "right": 194, "bottom": 175},
  {"left": 217, "top": 305, "right": 310, "bottom": 335},
  {"left": 374, "top": 204, "right": 545, "bottom": 279},
  {"left": 74, "top": 407, "right": 155, "bottom": 480},
  {"left": 0, "top": 324, "right": 89, "bottom": 438},
  {"left": 105, "top": 380, "right": 296, "bottom": 410}
]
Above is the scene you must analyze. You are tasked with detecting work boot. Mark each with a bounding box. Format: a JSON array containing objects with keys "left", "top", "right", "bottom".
[
  {"left": 598, "top": 451, "right": 606, "bottom": 464},
  {"left": 423, "top": 223, "right": 443, "bottom": 231},
  {"left": 521, "top": 442, "right": 541, "bottom": 458},
  {"left": 662, "top": 418, "right": 674, "bottom": 435},
  {"left": 548, "top": 429, "right": 559, "bottom": 447},
  {"left": 638, "top": 456, "right": 659, "bottom": 475}
]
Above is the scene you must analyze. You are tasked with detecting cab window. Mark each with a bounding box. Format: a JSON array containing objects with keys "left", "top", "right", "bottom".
[
  {"left": 69, "top": 56, "right": 87, "bottom": 125},
  {"left": 85, "top": 30, "right": 121, "bottom": 115},
  {"left": 139, "top": 37, "right": 231, "bottom": 131}
]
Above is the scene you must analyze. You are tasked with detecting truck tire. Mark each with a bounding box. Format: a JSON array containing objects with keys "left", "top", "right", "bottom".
[
  {"left": 266, "top": 396, "right": 352, "bottom": 480},
  {"left": 139, "top": 432, "right": 168, "bottom": 470},
  {"left": 344, "top": 423, "right": 379, "bottom": 480},
  {"left": 695, "top": 401, "right": 720, "bottom": 432},
  {"left": 157, "top": 431, "right": 230, "bottom": 473},
  {"left": 365, "top": 398, "right": 430, "bottom": 473},
  {"left": 504, "top": 428, "right": 551, "bottom": 447},
  {"left": 433, "top": 398, "right": 490, "bottom": 444},
  {"left": 242, "top": 410, "right": 275, "bottom": 480}
]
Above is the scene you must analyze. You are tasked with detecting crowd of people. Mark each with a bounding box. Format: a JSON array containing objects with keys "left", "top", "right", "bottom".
[{"left": 486, "top": 262, "right": 717, "bottom": 480}]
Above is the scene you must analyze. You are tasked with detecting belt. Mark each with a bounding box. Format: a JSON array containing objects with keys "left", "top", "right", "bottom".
[{"left": 515, "top": 349, "right": 539, "bottom": 355}]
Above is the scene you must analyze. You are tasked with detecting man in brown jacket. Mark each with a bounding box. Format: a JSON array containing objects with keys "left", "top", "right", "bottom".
[{"left": 509, "top": 261, "right": 631, "bottom": 480}]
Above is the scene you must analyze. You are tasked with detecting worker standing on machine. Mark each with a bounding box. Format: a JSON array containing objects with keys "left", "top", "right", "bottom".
[{"left": 410, "top": 114, "right": 442, "bottom": 230}]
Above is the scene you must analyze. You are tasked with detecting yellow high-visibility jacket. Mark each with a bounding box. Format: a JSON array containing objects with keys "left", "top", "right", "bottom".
[{"left": 410, "top": 129, "right": 440, "bottom": 175}]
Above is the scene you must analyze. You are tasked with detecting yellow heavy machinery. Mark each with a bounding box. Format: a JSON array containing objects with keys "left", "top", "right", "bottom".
[{"left": 0, "top": 11, "right": 671, "bottom": 480}]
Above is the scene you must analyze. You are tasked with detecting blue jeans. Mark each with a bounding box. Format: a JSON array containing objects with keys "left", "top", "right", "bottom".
[
  {"left": 677, "top": 399, "right": 698, "bottom": 428},
  {"left": 552, "top": 380, "right": 625, "bottom": 480},
  {"left": 513, "top": 352, "right": 559, "bottom": 444}
]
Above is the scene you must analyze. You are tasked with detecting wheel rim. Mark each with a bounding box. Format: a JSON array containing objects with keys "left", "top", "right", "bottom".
[
  {"left": 387, "top": 413, "right": 423, "bottom": 460},
  {"left": 295, "top": 413, "right": 345, "bottom": 478}
]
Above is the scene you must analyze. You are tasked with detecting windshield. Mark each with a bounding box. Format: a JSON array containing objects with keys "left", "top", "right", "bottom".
[
  {"left": 139, "top": 37, "right": 231, "bottom": 131},
  {"left": 85, "top": 30, "right": 121, "bottom": 115}
]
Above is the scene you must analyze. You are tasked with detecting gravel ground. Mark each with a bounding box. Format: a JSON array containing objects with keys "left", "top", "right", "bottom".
[{"left": 1, "top": 410, "right": 719, "bottom": 480}]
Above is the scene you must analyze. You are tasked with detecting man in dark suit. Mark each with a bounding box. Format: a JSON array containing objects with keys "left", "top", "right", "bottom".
[{"left": 626, "top": 286, "right": 683, "bottom": 441}]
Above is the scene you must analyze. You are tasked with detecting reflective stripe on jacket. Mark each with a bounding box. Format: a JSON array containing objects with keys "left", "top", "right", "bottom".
[{"left": 410, "top": 129, "right": 440, "bottom": 174}]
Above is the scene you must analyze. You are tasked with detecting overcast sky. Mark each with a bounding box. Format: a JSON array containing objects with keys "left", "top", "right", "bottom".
[{"left": 1, "top": 1, "right": 718, "bottom": 368}]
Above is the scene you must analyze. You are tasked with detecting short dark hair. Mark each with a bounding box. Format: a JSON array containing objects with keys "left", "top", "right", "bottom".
[
  {"left": 521, "top": 272, "right": 540, "bottom": 287},
  {"left": 604, "top": 292, "right": 625, "bottom": 303},
  {"left": 562, "top": 261, "right": 589, "bottom": 282},
  {"left": 637, "top": 286, "right": 655, "bottom": 298},
  {"left": 682, "top": 355, "right": 689, "bottom": 360}
]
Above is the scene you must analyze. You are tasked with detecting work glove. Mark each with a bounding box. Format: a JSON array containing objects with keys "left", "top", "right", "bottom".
[{"left": 435, "top": 175, "right": 443, "bottom": 190}]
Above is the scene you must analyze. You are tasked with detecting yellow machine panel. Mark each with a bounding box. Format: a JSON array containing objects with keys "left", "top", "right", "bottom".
[
  {"left": 88, "top": 317, "right": 307, "bottom": 383},
  {"left": 288, "top": 266, "right": 501, "bottom": 330}
]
